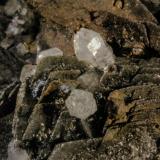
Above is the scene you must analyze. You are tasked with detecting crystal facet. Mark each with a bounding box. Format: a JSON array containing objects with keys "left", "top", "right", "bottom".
[
  {"left": 74, "top": 28, "right": 115, "bottom": 70},
  {"left": 65, "top": 89, "right": 97, "bottom": 120},
  {"left": 36, "top": 48, "right": 63, "bottom": 64}
]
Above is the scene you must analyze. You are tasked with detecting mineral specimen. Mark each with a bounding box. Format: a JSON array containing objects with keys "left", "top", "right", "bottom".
[{"left": 0, "top": 0, "right": 160, "bottom": 159}]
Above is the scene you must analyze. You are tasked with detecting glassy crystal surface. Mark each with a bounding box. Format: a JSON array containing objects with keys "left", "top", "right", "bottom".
[
  {"left": 36, "top": 48, "right": 63, "bottom": 64},
  {"left": 74, "top": 28, "right": 115, "bottom": 70},
  {"left": 65, "top": 89, "right": 97, "bottom": 120}
]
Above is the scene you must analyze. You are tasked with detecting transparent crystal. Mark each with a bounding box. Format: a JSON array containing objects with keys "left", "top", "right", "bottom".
[
  {"left": 74, "top": 28, "right": 115, "bottom": 70},
  {"left": 65, "top": 89, "right": 97, "bottom": 120},
  {"left": 36, "top": 48, "right": 63, "bottom": 64}
]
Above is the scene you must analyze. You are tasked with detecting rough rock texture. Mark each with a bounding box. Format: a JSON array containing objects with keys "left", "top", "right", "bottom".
[
  {"left": 0, "top": 114, "right": 13, "bottom": 159},
  {"left": 11, "top": 56, "right": 160, "bottom": 160},
  {"left": 0, "top": 0, "right": 160, "bottom": 160}
]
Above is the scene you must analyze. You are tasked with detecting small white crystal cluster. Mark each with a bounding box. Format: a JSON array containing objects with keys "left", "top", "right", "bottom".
[
  {"left": 34, "top": 28, "right": 115, "bottom": 120},
  {"left": 74, "top": 28, "right": 115, "bottom": 70}
]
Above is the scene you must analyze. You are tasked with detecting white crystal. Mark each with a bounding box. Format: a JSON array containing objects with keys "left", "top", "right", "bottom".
[
  {"left": 74, "top": 28, "right": 115, "bottom": 70},
  {"left": 36, "top": 48, "right": 63, "bottom": 64},
  {"left": 65, "top": 89, "right": 97, "bottom": 120}
]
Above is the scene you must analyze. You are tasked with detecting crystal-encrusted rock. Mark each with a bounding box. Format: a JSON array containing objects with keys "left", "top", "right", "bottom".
[
  {"left": 65, "top": 89, "right": 97, "bottom": 120},
  {"left": 74, "top": 28, "right": 115, "bottom": 70},
  {"left": 36, "top": 48, "right": 63, "bottom": 64}
]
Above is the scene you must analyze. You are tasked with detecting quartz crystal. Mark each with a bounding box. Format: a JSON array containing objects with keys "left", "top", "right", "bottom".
[
  {"left": 65, "top": 89, "right": 97, "bottom": 120},
  {"left": 36, "top": 48, "right": 63, "bottom": 64},
  {"left": 74, "top": 28, "right": 115, "bottom": 70}
]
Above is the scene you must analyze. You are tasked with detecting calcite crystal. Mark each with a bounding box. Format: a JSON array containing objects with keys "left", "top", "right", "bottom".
[
  {"left": 65, "top": 89, "right": 97, "bottom": 120},
  {"left": 74, "top": 28, "right": 115, "bottom": 70}
]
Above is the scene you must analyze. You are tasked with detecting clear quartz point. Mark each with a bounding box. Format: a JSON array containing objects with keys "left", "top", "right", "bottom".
[{"left": 74, "top": 28, "right": 115, "bottom": 70}]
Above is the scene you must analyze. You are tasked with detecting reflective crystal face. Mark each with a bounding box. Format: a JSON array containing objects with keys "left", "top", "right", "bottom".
[
  {"left": 65, "top": 89, "right": 97, "bottom": 120},
  {"left": 74, "top": 28, "right": 115, "bottom": 70}
]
